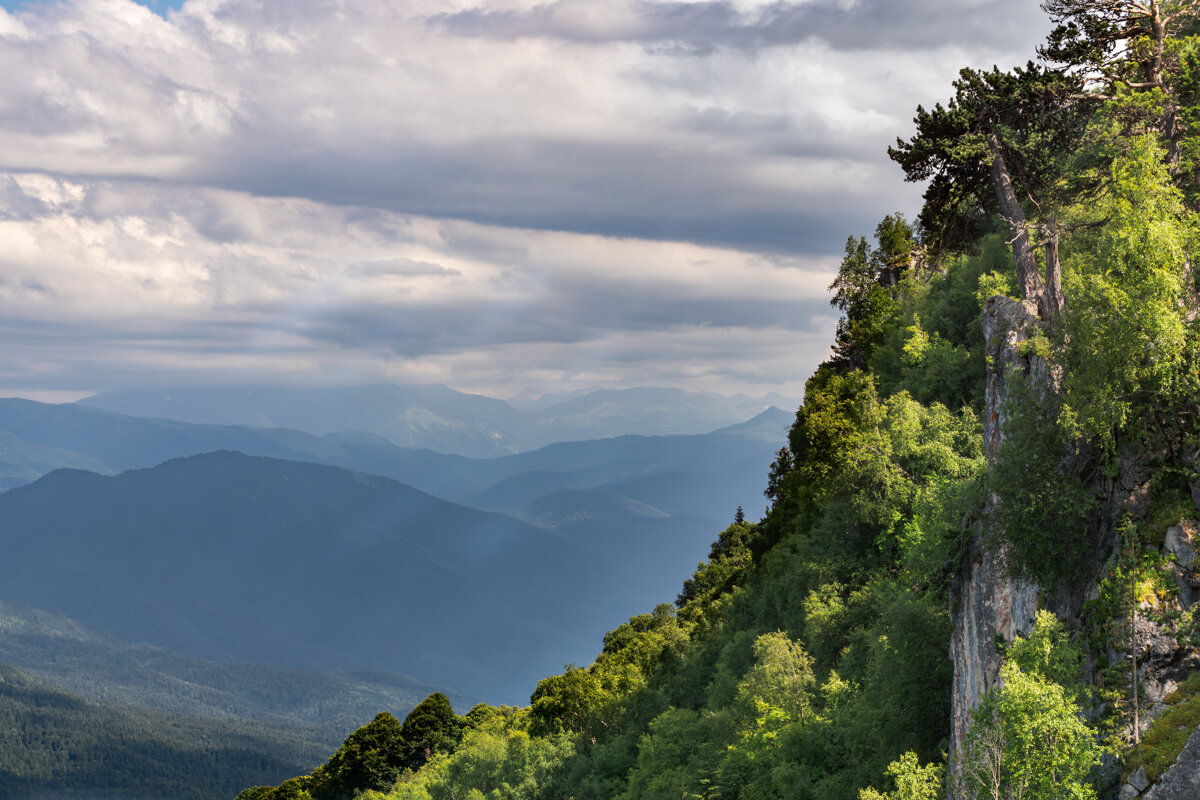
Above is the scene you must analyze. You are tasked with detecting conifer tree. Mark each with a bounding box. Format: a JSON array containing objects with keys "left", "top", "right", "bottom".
[{"left": 890, "top": 65, "right": 1086, "bottom": 317}]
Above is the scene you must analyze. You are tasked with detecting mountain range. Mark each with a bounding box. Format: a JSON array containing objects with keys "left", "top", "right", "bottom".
[
  {"left": 77, "top": 384, "right": 797, "bottom": 457},
  {"left": 0, "top": 388, "right": 790, "bottom": 797},
  {"left": 0, "top": 452, "right": 583, "bottom": 701}
]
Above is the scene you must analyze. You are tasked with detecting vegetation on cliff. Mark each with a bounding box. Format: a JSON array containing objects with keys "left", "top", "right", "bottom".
[{"left": 241, "top": 2, "right": 1200, "bottom": 799}]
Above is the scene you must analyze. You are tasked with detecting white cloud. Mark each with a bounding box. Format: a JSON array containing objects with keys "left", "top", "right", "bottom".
[
  {"left": 0, "top": 0, "right": 1048, "bottom": 247},
  {"left": 0, "top": 172, "right": 835, "bottom": 395},
  {"left": 0, "top": 0, "right": 1052, "bottom": 396}
]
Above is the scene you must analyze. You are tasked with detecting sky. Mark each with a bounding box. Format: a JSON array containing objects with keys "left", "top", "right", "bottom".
[{"left": 0, "top": 0, "right": 1051, "bottom": 403}]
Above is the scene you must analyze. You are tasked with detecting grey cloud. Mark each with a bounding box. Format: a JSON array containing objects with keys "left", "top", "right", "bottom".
[
  {"left": 347, "top": 258, "right": 461, "bottom": 278},
  {"left": 0, "top": 0, "right": 1044, "bottom": 256},
  {"left": 432, "top": 0, "right": 1048, "bottom": 53},
  {"left": 203, "top": 136, "right": 919, "bottom": 254},
  {"left": 676, "top": 107, "right": 879, "bottom": 162},
  {"left": 0, "top": 0, "right": 1040, "bottom": 397},
  {"left": 298, "top": 291, "right": 834, "bottom": 358}
]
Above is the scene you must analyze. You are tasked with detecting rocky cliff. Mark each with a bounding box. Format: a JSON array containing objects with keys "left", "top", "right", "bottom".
[
  {"left": 948, "top": 296, "right": 1044, "bottom": 755},
  {"left": 951, "top": 297, "right": 1200, "bottom": 795}
]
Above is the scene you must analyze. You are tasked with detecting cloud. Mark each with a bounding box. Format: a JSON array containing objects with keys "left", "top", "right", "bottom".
[
  {"left": 432, "top": 0, "right": 1046, "bottom": 53},
  {"left": 0, "top": 0, "right": 1050, "bottom": 253},
  {"left": 0, "top": 172, "right": 836, "bottom": 395},
  {"left": 0, "top": 0, "right": 1053, "bottom": 397}
]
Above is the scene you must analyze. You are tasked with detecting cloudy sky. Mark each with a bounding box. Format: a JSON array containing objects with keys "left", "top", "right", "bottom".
[{"left": 0, "top": 0, "right": 1048, "bottom": 402}]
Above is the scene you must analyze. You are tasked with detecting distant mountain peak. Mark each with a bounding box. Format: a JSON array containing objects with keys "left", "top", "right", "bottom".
[{"left": 75, "top": 384, "right": 800, "bottom": 457}]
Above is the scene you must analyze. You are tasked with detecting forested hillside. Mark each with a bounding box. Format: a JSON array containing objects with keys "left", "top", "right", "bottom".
[
  {"left": 240, "top": 2, "right": 1200, "bottom": 799},
  {"left": 0, "top": 662, "right": 330, "bottom": 800}
]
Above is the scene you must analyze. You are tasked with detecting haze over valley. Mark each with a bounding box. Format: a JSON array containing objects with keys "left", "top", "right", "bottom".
[{"left": 0, "top": 381, "right": 791, "bottom": 795}]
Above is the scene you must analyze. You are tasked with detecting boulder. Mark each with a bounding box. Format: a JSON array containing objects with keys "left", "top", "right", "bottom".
[
  {"left": 1164, "top": 523, "right": 1197, "bottom": 570},
  {"left": 1129, "top": 765, "right": 1150, "bottom": 793}
]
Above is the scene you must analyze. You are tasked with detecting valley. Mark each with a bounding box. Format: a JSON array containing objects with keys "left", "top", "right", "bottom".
[{"left": 0, "top": 387, "right": 788, "bottom": 799}]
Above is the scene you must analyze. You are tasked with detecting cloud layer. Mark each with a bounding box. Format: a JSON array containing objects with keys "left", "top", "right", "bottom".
[
  {"left": 0, "top": 171, "right": 837, "bottom": 395},
  {"left": 0, "top": 0, "right": 1050, "bottom": 398}
]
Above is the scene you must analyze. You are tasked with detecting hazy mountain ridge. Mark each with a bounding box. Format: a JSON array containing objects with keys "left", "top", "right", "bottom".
[
  {"left": 0, "top": 398, "right": 787, "bottom": 523},
  {"left": 76, "top": 384, "right": 797, "bottom": 457},
  {"left": 0, "top": 451, "right": 727, "bottom": 703},
  {"left": 0, "top": 393, "right": 789, "bottom": 797}
]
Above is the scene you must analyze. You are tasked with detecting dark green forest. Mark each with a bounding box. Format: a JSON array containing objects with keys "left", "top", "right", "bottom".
[
  {"left": 243, "top": 2, "right": 1200, "bottom": 799},
  {"left": 0, "top": 661, "right": 330, "bottom": 800}
]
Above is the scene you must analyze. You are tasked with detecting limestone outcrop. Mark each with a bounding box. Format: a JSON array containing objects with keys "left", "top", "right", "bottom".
[{"left": 949, "top": 296, "right": 1044, "bottom": 755}]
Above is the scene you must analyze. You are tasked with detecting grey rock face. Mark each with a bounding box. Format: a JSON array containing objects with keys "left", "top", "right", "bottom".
[
  {"left": 1143, "top": 725, "right": 1200, "bottom": 800},
  {"left": 950, "top": 296, "right": 1043, "bottom": 755},
  {"left": 1134, "top": 615, "right": 1200, "bottom": 714},
  {"left": 949, "top": 541, "right": 1038, "bottom": 754},
  {"left": 981, "top": 296, "right": 1043, "bottom": 459},
  {"left": 1165, "top": 523, "right": 1197, "bottom": 570},
  {"left": 1129, "top": 765, "right": 1150, "bottom": 793},
  {"left": 1165, "top": 521, "right": 1200, "bottom": 608}
]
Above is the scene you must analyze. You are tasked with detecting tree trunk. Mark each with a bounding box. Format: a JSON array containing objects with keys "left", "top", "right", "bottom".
[
  {"left": 988, "top": 135, "right": 1045, "bottom": 303},
  {"left": 1042, "top": 217, "right": 1065, "bottom": 320},
  {"left": 1149, "top": 3, "right": 1166, "bottom": 90},
  {"left": 1132, "top": 598, "right": 1140, "bottom": 744}
]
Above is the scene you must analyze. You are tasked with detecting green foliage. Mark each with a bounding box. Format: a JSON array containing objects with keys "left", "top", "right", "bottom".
[
  {"left": 1005, "top": 611, "right": 1085, "bottom": 699},
  {"left": 311, "top": 712, "right": 407, "bottom": 800},
  {"left": 398, "top": 693, "right": 462, "bottom": 773},
  {"left": 871, "top": 230, "right": 1014, "bottom": 411},
  {"left": 1060, "top": 135, "right": 1196, "bottom": 450},
  {"left": 367, "top": 717, "right": 574, "bottom": 800},
  {"left": 787, "top": 371, "right": 983, "bottom": 567},
  {"left": 960, "top": 662, "right": 1099, "bottom": 800},
  {"left": 252, "top": 693, "right": 471, "bottom": 800},
  {"left": 989, "top": 375, "right": 1097, "bottom": 589},
  {"left": 959, "top": 618, "right": 1097, "bottom": 800},
  {"left": 734, "top": 631, "right": 817, "bottom": 723},
  {"left": 677, "top": 524, "right": 758, "bottom": 610},
  {"left": 889, "top": 64, "right": 1086, "bottom": 258},
  {"left": 827, "top": 215, "right": 916, "bottom": 371},
  {"left": 858, "top": 752, "right": 944, "bottom": 800},
  {"left": 975, "top": 269, "right": 1016, "bottom": 305},
  {"left": 529, "top": 667, "right": 608, "bottom": 740},
  {"left": 620, "top": 706, "right": 724, "bottom": 800}
]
